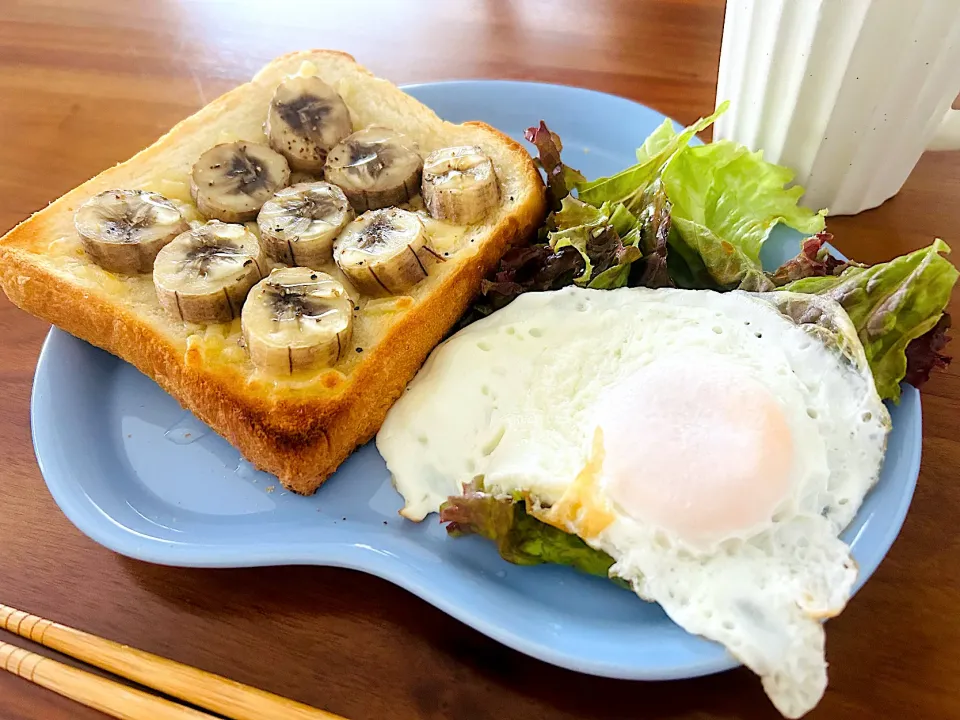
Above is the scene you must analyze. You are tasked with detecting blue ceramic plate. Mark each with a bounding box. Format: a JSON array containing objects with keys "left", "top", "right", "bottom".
[{"left": 31, "top": 81, "right": 921, "bottom": 681}]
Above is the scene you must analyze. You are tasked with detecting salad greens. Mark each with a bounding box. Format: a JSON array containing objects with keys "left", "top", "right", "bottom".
[
  {"left": 768, "top": 232, "right": 854, "bottom": 286},
  {"left": 500, "top": 103, "right": 827, "bottom": 299},
  {"left": 524, "top": 121, "right": 585, "bottom": 211},
  {"left": 448, "top": 105, "right": 957, "bottom": 575},
  {"left": 577, "top": 104, "right": 727, "bottom": 211},
  {"left": 476, "top": 104, "right": 955, "bottom": 401},
  {"left": 440, "top": 482, "right": 623, "bottom": 583},
  {"left": 663, "top": 140, "right": 826, "bottom": 290},
  {"left": 904, "top": 314, "right": 952, "bottom": 388},
  {"left": 549, "top": 198, "right": 641, "bottom": 286},
  {"left": 781, "top": 239, "right": 958, "bottom": 401}
]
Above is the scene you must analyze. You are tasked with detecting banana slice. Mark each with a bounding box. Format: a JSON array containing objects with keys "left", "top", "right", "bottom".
[
  {"left": 74, "top": 189, "right": 187, "bottom": 273},
  {"left": 289, "top": 171, "right": 321, "bottom": 185},
  {"left": 422, "top": 146, "right": 500, "bottom": 224},
  {"left": 191, "top": 142, "right": 291, "bottom": 223},
  {"left": 242, "top": 267, "right": 353, "bottom": 375},
  {"left": 154, "top": 221, "right": 265, "bottom": 324},
  {"left": 266, "top": 75, "right": 353, "bottom": 172},
  {"left": 257, "top": 182, "right": 354, "bottom": 267},
  {"left": 324, "top": 127, "right": 423, "bottom": 212},
  {"left": 333, "top": 207, "right": 440, "bottom": 296}
]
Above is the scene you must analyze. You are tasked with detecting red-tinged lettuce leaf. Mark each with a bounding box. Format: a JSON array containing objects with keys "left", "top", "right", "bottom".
[
  {"left": 769, "top": 232, "right": 858, "bottom": 286},
  {"left": 904, "top": 313, "right": 952, "bottom": 387},
  {"left": 584, "top": 226, "right": 635, "bottom": 280},
  {"left": 775, "top": 237, "right": 955, "bottom": 394},
  {"left": 781, "top": 239, "right": 958, "bottom": 401},
  {"left": 441, "top": 487, "right": 518, "bottom": 545},
  {"left": 551, "top": 223, "right": 641, "bottom": 288},
  {"left": 588, "top": 228, "right": 643, "bottom": 289},
  {"left": 547, "top": 198, "right": 641, "bottom": 287},
  {"left": 524, "top": 121, "right": 586, "bottom": 212},
  {"left": 632, "top": 181, "right": 674, "bottom": 288},
  {"left": 440, "top": 487, "right": 622, "bottom": 581},
  {"left": 488, "top": 244, "right": 585, "bottom": 296},
  {"left": 461, "top": 122, "right": 670, "bottom": 317},
  {"left": 455, "top": 244, "right": 585, "bottom": 328}
]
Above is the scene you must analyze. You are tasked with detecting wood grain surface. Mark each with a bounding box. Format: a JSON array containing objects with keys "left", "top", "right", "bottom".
[{"left": 1, "top": 1, "right": 958, "bottom": 718}]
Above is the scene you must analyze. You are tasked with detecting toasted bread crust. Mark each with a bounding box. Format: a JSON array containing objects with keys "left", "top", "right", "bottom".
[{"left": 0, "top": 51, "right": 546, "bottom": 494}]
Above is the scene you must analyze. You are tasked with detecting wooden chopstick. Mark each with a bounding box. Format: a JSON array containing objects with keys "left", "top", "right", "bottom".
[
  {"left": 0, "top": 640, "right": 217, "bottom": 719},
  {"left": 0, "top": 604, "right": 344, "bottom": 720}
]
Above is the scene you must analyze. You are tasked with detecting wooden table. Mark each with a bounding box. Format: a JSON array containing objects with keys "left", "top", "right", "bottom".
[{"left": 1, "top": 1, "right": 958, "bottom": 718}]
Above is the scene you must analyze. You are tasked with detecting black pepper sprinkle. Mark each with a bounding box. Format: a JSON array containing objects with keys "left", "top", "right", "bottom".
[
  {"left": 382, "top": 521, "right": 388, "bottom": 525},
  {"left": 356, "top": 347, "right": 363, "bottom": 353},
  {"left": 342, "top": 517, "right": 347, "bottom": 521},
  {"left": 354, "top": 305, "right": 360, "bottom": 311},
  {"left": 508, "top": 196, "right": 514, "bottom": 201},
  {"left": 310, "top": 273, "right": 317, "bottom": 279}
]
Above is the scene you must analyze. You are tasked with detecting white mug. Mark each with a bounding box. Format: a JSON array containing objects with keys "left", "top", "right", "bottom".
[{"left": 714, "top": 0, "right": 960, "bottom": 216}]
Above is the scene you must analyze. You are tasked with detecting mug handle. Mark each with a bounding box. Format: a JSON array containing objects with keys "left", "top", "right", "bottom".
[{"left": 927, "top": 108, "right": 960, "bottom": 151}]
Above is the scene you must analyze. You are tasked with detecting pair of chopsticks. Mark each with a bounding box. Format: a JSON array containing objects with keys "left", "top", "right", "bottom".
[{"left": 0, "top": 603, "right": 344, "bottom": 719}]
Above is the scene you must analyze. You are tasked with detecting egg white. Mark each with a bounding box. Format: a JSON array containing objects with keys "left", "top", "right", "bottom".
[{"left": 377, "top": 286, "right": 890, "bottom": 718}]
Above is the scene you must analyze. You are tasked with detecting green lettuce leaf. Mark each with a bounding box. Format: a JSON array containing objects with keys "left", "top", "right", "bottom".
[
  {"left": 553, "top": 197, "right": 638, "bottom": 235},
  {"left": 664, "top": 242, "right": 709, "bottom": 290},
  {"left": 634, "top": 118, "right": 678, "bottom": 164},
  {"left": 551, "top": 225, "right": 641, "bottom": 288},
  {"left": 782, "top": 239, "right": 958, "bottom": 401},
  {"left": 608, "top": 203, "right": 638, "bottom": 237},
  {"left": 662, "top": 140, "right": 744, "bottom": 225},
  {"left": 662, "top": 141, "right": 825, "bottom": 287},
  {"left": 589, "top": 227, "right": 642, "bottom": 289},
  {"left": 548, "top": 198, "right": 641, "bottom": 286},
  {"left": 633, "top": 180, "right": 674, "bottom": 288},
  {"left": 668, "top": 217, "right": 774, "bottom": 291},
  {"left": 588, "top": 262, "right": 632, "bottom": 289},
  {"left": 576, "top": 102, "right": 729, "bottom": 212},
  {"left": 440, "top": 488, "right": 622, "bottom": 581},
  {"left": 663, "top": 141, "right": 824, "bottom": 290},
  {"left": 552, "top": 196, "right": 605, "bottom": 231}
]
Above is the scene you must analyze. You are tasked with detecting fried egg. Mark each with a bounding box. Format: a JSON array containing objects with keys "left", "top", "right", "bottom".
[{"left": 377, "top": 286, "right": 890, "bottom": 718}]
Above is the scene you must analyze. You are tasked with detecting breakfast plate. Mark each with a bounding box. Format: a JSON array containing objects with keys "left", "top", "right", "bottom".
[{"left": 31, "top": 80, "right": 922, "bottom": 681}]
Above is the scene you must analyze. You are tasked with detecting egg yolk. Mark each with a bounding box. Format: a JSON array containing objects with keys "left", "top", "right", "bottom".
[{"left": 596, "top": 355, "right": 794, "bottom": 545}]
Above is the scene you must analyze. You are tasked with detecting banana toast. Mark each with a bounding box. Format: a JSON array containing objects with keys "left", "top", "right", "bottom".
[{"left": 0, "top": 50, "right": 547, "bottom": 494}]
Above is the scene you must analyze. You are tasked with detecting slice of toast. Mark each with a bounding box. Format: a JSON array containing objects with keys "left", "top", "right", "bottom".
[{"left": 0, "top": 50, "right": 546, "bottom": 494}]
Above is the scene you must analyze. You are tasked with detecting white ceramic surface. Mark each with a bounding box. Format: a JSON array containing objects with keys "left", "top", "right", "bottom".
[{"left": 715, "top": 0, "right": 960, "bottom": 215}]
